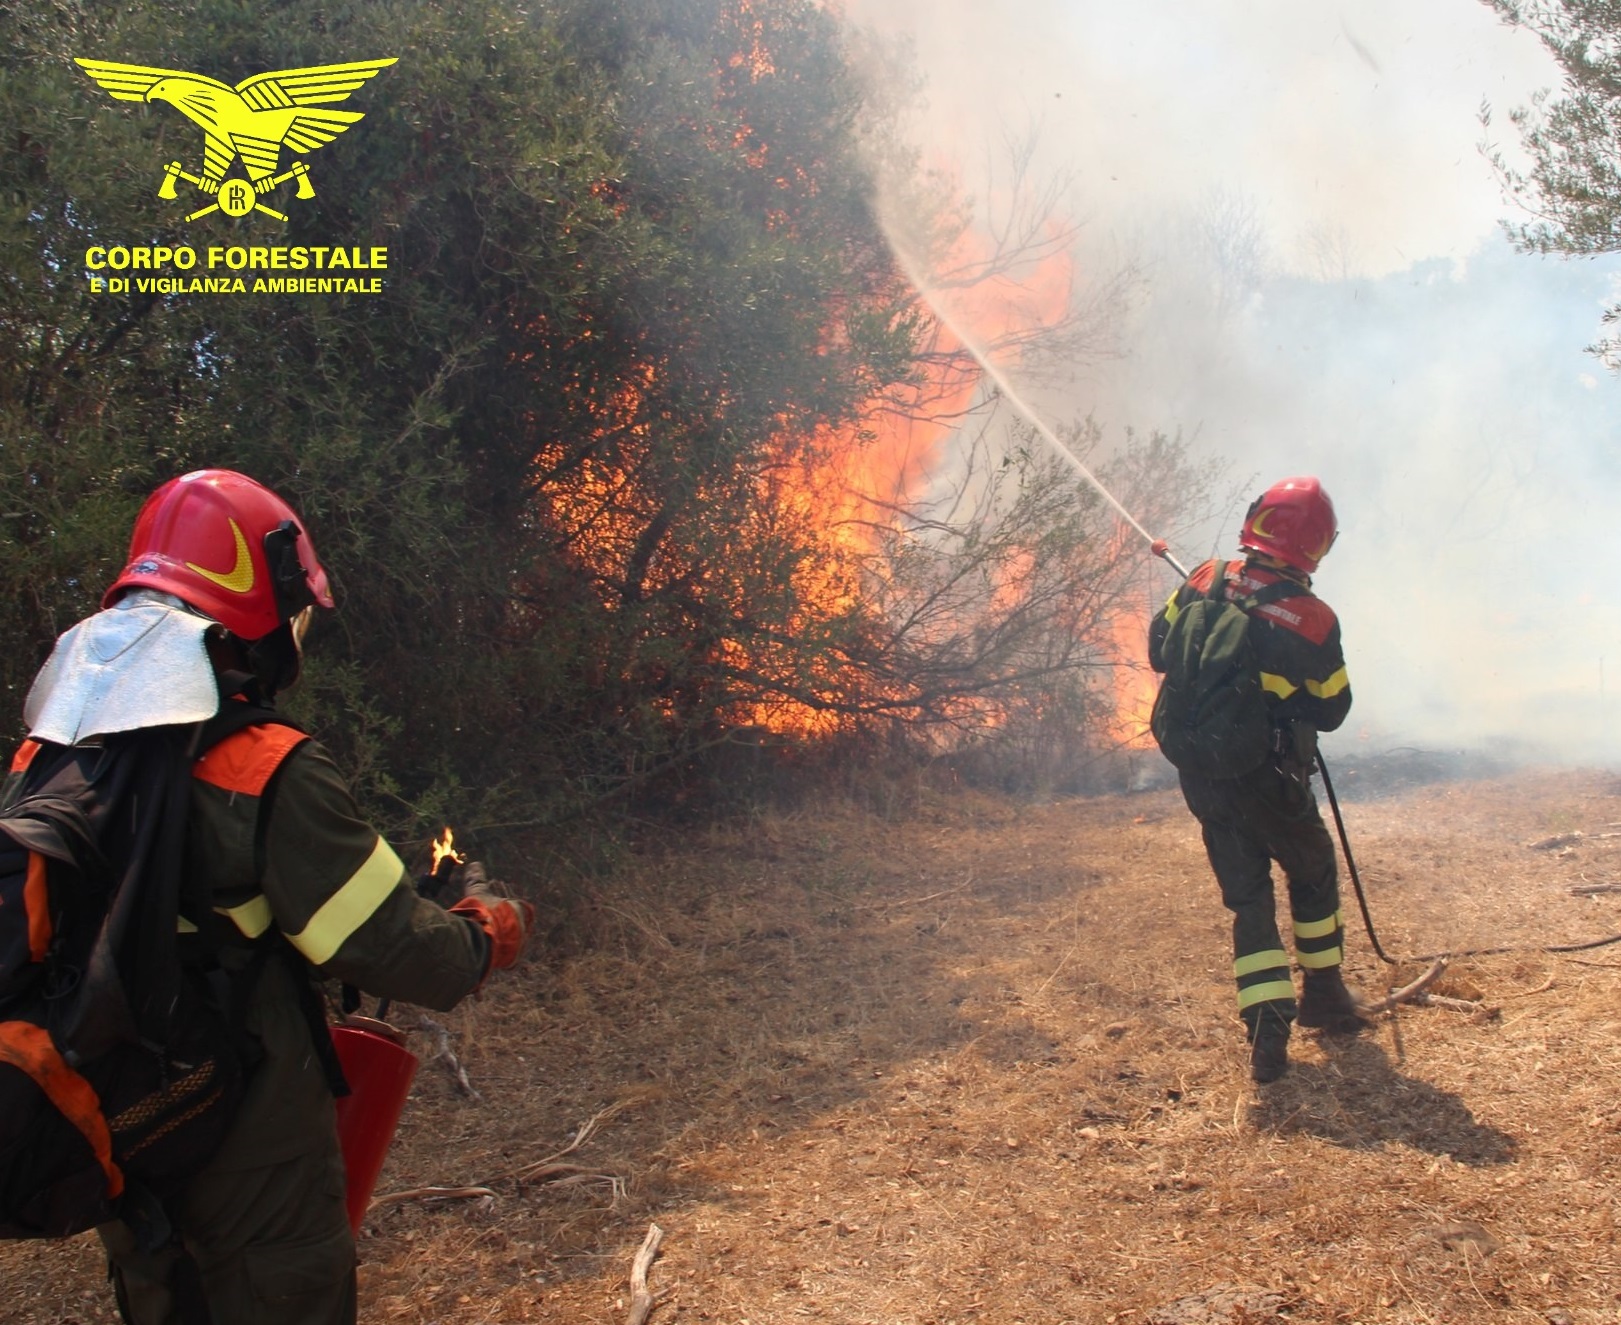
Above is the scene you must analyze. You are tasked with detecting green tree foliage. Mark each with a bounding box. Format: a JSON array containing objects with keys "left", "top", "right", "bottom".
[
  {"left": 0, "top": 0, "right": 919, "bottom": 832},
  {"left": 1, "top": 0, "right": 1206, "bottom": 857},
  {"left": 1483, "top": 0, "right": 1621, "bottom": 363}
]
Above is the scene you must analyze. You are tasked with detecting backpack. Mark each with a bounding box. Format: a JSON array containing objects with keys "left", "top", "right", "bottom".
[
  {"left": 1149, "top": 566, "right": 1303, "bottom": 779},
  {"left": 0, "top": 702, "right": 297, "bottom": 1241}
]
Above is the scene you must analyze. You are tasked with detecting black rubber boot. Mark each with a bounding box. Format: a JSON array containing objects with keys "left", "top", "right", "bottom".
[
  {"left": 1246, "top": 1011, "right": 1291, "bottom": 1084},
  {"left": 1296, "top": 967, "right": 1370, "bottom": 1034}
]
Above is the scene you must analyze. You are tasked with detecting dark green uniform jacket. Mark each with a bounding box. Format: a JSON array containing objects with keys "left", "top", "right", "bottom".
[
  {"left": 6, "top": 720, "right": 490, "bottom": 1324},
  {"left": 1147, "top": 557, "right": 1354, "bottom": 1025},
  {"left": 1148, "top": 557, "right": 1351, "bottom": 736}
]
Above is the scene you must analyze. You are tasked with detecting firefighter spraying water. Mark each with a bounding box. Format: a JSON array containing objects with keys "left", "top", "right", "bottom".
[
  {"left": 1147, "top": 479, "right": 1365, "bottom": 1083},
  {"left": 890, "top": 247, "right": 1370, "bottom": 1081}
]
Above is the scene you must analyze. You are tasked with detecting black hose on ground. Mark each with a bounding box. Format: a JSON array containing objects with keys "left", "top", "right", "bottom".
[{"left": 1315, "top": 750, "right": 1621, "bottom": 964}]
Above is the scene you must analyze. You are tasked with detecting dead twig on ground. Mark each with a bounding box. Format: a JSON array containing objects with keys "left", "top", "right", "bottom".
[
  {"left": 847, "top": 873, "right": 975, "bottom": 912},
  {"left": 626, "top": 1222, "right": 665, "bottom": 1325},
  {"left": 1570, "top": 882, "right": 1621, "bottom": 896},
  {"left": 1411, "top": 992, "right": 1499, "bottom": 1019},
  {"left": 1359, "top": 958, "right": 1449, "bottom": 1016},
  {"left": 370, "top": 1103, "right": 631, "bottom": 1216},
  {"left": 1530, "top": 830, "right": 1621, "bottom": 850},
  {"left": 1529, "top": 831, "right": 1586, "bottom": 850},
  {"left": 367, "top": 1185, "right": 496, "bottom": 1213},
  {"left": 418, "top": 1015, "right": 481, "bottom": 1101},
  {"left": 487, "top": 1099, "right": 634, "bottom": 1184}
]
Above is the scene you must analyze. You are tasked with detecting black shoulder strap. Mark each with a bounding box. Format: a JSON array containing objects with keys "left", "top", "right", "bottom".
[
  {"left": 191, "top": 699, "right": 305, "bottom": 760},
  {"left": 1238, "top": 578, "right": 1308, "bottom": 614},
  {"left": 1202, "top": 560, "right": 1237, "bottom": 604},
  {"left": 187, "top": 702, "right": 347, "bottom": 1096}
]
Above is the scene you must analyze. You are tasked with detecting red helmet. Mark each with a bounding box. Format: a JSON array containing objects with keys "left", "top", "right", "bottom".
[
  {"left": 103, "top": 470, "right": 334, "bottom": 639},
  {"left": 1239, "top": 476, "right": 1338, "bottom": 573}
]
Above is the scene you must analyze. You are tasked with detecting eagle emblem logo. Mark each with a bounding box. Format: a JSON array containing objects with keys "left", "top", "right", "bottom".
[{"left": 74, "top": 57, "right": 397, "bottom": 222}]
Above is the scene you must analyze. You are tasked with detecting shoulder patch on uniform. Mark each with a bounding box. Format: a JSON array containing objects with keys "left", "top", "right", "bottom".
[
  {"left": 1254, "top": 594, "right": 1336, "bottom": 645},
  {"left": 1186, "top": 559, "right": 1230, "bottom": 594},
  {"left": 191, "top": 724, "right": 309, "bottom": 796}
]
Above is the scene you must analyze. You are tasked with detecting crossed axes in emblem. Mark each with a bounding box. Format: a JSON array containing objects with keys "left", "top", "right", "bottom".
[{"left": 157, "top": 160, "right": 316, "bottom": 223}]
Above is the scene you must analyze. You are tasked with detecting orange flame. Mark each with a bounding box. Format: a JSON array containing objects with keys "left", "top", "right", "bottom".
[
  {"left": 517, "top": 9, "right": 1154, "bottom": 750},
  {"left": 720, "top": 212, "right": 1081, "bottom": 736},
  {"left": 431, "top": 827, "right": 466, "bottom": 872}
]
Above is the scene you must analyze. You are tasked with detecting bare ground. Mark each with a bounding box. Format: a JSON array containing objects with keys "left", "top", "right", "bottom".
[{"left": 9, "top": 762, "right": 1621, "bottom": 1324}]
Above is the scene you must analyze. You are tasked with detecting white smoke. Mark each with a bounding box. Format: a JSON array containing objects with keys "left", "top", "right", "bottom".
[{"left": 844, "top": 0, "right": 1621, "bottom": 764}]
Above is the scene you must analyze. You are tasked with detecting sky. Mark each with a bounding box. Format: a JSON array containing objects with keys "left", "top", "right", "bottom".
[{"left": 843, "top": 0, "right": 1621, "bottom": 764}]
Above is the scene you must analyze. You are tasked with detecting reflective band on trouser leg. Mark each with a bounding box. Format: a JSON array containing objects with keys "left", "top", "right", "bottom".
[
  {"left": 1294, "top": 908, "right": 1344, "bottom": 970},
  {"left": 1237, "top": 979, "right": 1296, "bottom": 1011},
  {"left": 1234, "top": 948, "right": 1294, "bottom": 1013},
  {"left": 0, "top": 1021, "right": 124, "bottom": 1197}
]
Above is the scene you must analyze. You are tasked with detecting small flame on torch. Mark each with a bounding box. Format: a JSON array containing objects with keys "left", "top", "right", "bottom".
[{"left": 431, "top": 827, "right": 466, "bottom": 874}]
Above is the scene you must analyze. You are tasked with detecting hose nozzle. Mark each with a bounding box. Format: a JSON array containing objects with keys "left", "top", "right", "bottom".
[{"left": 1150, "top": 538, "right": 1189, "bottom": 578}]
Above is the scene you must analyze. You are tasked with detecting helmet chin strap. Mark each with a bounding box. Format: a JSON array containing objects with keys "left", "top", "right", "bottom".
[{"left": 209, "top": 622, "right": 302, "bottom": 703}]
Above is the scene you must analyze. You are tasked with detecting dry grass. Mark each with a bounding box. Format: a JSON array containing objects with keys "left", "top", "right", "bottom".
[{"left": 8, "top": 765, "right": 1621, "bottom": 1323}]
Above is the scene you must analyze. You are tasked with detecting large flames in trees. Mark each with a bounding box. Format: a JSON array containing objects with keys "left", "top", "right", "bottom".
[{"left": 506, "top": 0, "right": 1203, "bottom": 788}]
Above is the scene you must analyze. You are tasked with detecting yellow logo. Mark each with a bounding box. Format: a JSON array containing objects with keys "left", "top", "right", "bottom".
[
  {"left": 1248, "top": 508, "right": 1277, "bottom": 539},
  {"left": 185, "top": 519, "right": 256, "bottom": 593},
  {"left": 74, "top": 57, "right": 397, "bottom": 223}
]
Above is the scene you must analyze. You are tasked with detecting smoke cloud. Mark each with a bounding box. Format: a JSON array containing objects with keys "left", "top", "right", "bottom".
[{"left": 845, "top": 0, "right": 1621, "bottom": 764}]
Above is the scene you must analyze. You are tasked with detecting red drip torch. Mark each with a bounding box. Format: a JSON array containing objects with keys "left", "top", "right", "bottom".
[{"left": 331, "top": 828, "right": 465, "bottom": 1233}]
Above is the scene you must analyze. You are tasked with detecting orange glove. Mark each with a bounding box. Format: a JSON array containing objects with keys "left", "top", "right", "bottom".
[{"left": 448, "top": 866, "right": 534, "bottom": 976}]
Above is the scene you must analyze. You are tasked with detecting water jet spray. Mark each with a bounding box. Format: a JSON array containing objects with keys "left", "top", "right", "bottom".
[{"left": 883, "top": 230, "right": 1192, "bottom": 580}]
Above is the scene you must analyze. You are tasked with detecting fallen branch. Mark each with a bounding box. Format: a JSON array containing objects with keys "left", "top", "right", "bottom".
[
  {"left": 1571, "top": 882, "right": 1621, "bottom": 896},
  {"left": 626, "top": 1223, "right": 665, "bottom": 1325},
  {"left": 367, "top": 1185, "right": 496, "bottom": 1213},
  {"left": 1530, "top": 830, "right": 1621, "bottom": 850},
  {"left": 1358, "top": 958, "right": 1449, "bottom": 1016},
  {"left": 370, "top": 1101, "right": 635, "bottom": 1219},
  {"left": 418, "top": 1015, "right": 481, "bottom": 1101},
  {"left": 487, "top": 1099, "right": 633, "bottom": 1184},
  {"left": 1411, "top": 992, "right": 1497, "bottom": 1019},
  {"left": 1529, "top": 831, "right": 1585, "bottom": 850}
]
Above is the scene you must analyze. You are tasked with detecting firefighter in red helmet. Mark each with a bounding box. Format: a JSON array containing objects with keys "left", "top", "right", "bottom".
[
  {"left": 1149, "top": 477, "right": 1364, "bottom": 1083},
  {"left": 10, "top": 470, "right": 532, "bottom": 1323}
]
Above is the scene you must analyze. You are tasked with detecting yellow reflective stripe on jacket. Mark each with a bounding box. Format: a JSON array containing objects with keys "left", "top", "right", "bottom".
[
  {"left": 216, "top": 895, "right": 275, "bottom": 940},
  {"left": 1293, "top": 910, "right": 1342, "bottom": 940},
  {"left": 1259, "top": 671, "right": 1297, "bottom": 699},
  {"left": 285, "top": 837, "right": 405, "bottom": 966},
  {"left": 1162, "top": 591, "right": 1182, "bottom": 626},
  {"left": 1237, "top": 979, "right": 1296, "bottom": 1010},
  {"left": 1306, "top": 666, "right": 1350, "bottom": 700},
  {"left": 1234, "top": 948, "right": 1290, "bottom": 977}
]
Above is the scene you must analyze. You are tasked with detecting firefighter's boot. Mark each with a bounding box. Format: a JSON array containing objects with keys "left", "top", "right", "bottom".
[
  {"left": 1245, "top": 1010, "right": 1291, "bottom": 1084},
  {"left": 1296, "top": 967, "right": 1370, "bottom": 1034}
]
